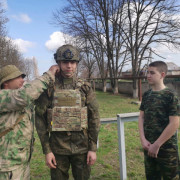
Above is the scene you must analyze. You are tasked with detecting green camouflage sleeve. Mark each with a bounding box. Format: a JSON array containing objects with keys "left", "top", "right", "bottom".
[
  {"left": 82, "top": 82, "right": 100, "bottom": 152},
  {"left": 168, "top": 93, "right": 180, "bottom": 116},
  {"left": 0, "top": 71, "right": 55, "bottom": 113},
  {"left": 139, "top": 91, "right": 149, "bottom": 111},
  {"left": 35, "top": 89, "right": 53, "bottom": 154},
  {"left": 139, "top": 96, "right": 145, "bottom": 111}
]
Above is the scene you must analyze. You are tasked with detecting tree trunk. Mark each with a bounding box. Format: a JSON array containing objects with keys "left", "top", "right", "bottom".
[
  {"left": 102, "top": 79, "right": 107, "bottom": 92},
  {"left": 132, "top": 79, "right": 138, "bottom": 98},
  {"left": 113, "top": 79, "right": 118, "bottom": 94}
]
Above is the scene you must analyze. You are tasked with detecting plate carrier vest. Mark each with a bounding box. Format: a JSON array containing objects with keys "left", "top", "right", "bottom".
[{"left": 47, "top": 87, "right": 88, "bottom": 131}]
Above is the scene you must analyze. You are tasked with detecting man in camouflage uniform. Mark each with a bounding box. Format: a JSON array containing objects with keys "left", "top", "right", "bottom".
[
  {"left": 35, "top": 44, "right": 100, "bottom": 180},
  {"left": 138, "top": 61, "right": 179, "bottom": 180},
  {"left": 0, "top": 64, "right": 59, "bottom": 180}
]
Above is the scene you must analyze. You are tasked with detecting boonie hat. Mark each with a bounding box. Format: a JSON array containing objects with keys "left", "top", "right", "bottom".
[{"left": 0, "top": 65, "right": 26, "bottom": 87}]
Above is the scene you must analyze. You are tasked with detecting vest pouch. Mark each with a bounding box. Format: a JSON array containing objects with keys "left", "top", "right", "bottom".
[{"left": 47, "top": 106, "right": 88, "bottom": 132}]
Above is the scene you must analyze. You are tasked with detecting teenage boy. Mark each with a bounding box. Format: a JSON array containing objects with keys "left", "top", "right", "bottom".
[{"left": 138, "top": 61, "right": 179, "bottom": 180}]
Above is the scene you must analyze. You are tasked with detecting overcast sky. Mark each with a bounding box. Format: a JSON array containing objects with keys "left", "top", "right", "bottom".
[{"left": 3, "top": 0, "right": 180, "bottom": 75}]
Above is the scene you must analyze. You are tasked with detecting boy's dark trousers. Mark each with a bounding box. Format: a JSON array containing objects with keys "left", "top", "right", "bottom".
[{"left": 144, "top": 148, "right": 179, "bottom": 180}]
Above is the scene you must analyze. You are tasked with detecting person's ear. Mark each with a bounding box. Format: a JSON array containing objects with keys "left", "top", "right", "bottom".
[
  {"left": 3, "top": 82, "right": 8, "bottom": 89},
  {"left": 161, "top": 72, "right": 166, "bottom": 78}
]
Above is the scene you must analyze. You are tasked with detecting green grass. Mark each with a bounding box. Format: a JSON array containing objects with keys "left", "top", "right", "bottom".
[
  {"left": 30, "top": 90, "right": 180, "bottom": 179},
  {"left": 96, "top": 91, "right": 138, "bottom": 118}
]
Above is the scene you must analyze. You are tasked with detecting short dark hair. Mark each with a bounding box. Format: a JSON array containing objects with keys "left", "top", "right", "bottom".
[{"left": 149, "top": 61, "right": 168, "bottom": 75}]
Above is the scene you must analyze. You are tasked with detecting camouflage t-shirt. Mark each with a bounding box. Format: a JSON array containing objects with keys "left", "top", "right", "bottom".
[{"left": 140, "top": 88, "right": 179, "bottom": 149}]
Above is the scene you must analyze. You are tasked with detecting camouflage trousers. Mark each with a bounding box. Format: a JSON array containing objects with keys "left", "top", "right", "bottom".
[
  {"left": 51, "top": 153, "right": 91, "bottom": 180},
  {"left": 0, "top": 163, "right": 30, "bottom": 180},
  {"left": 144, "top": 148, "right": 179, "bottom": 180}
]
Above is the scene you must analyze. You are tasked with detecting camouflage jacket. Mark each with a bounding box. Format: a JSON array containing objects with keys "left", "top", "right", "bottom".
[
  {"left": 140, "top": 88, "right": 179, "bottom": 149},
  {"left": 0, "top": 71, "right": 55, "bottom": 171},
  {"left": 35, "top": 75, "right": 100, "bottom": 155}
]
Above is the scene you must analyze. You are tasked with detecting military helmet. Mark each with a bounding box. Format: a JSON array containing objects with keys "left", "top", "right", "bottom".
[
  {"left": 54, "top": 44, "right": 80, "bottom": 62},
  {"left": 0, "top": 65, "right": 26, "bottom": 88}
]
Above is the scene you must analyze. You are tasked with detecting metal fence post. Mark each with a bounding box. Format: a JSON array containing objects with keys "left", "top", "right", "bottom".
[
  {"left": 100, "top": 113, "right": 140, "bottom": 179},
  {"left": 117, "top": 114, "right": 127, "bottom": 180}
]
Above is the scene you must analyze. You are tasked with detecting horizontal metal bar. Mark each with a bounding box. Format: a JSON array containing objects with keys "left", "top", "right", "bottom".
[
  {"left": 100, "top": 117, "right": 117, "bottom": 124},
  {"left": 100, "top": 112, "right": 140, "bottom": 124}
]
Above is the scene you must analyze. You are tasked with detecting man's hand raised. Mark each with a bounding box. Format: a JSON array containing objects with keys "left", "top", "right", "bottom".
[{"left": 49, "top": 65, "right": 60, "bottom": 76}]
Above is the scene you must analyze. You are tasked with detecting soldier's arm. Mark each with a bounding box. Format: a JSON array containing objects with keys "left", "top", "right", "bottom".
[
  {"left": 0, "top": 69, "right": 57, "bottom": 113},
  {"left": 35, "top": 91, "right": 52, "bottom": 154},
  {"left": 83, "top": 82, "right": 100, "bottom": 152}
]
